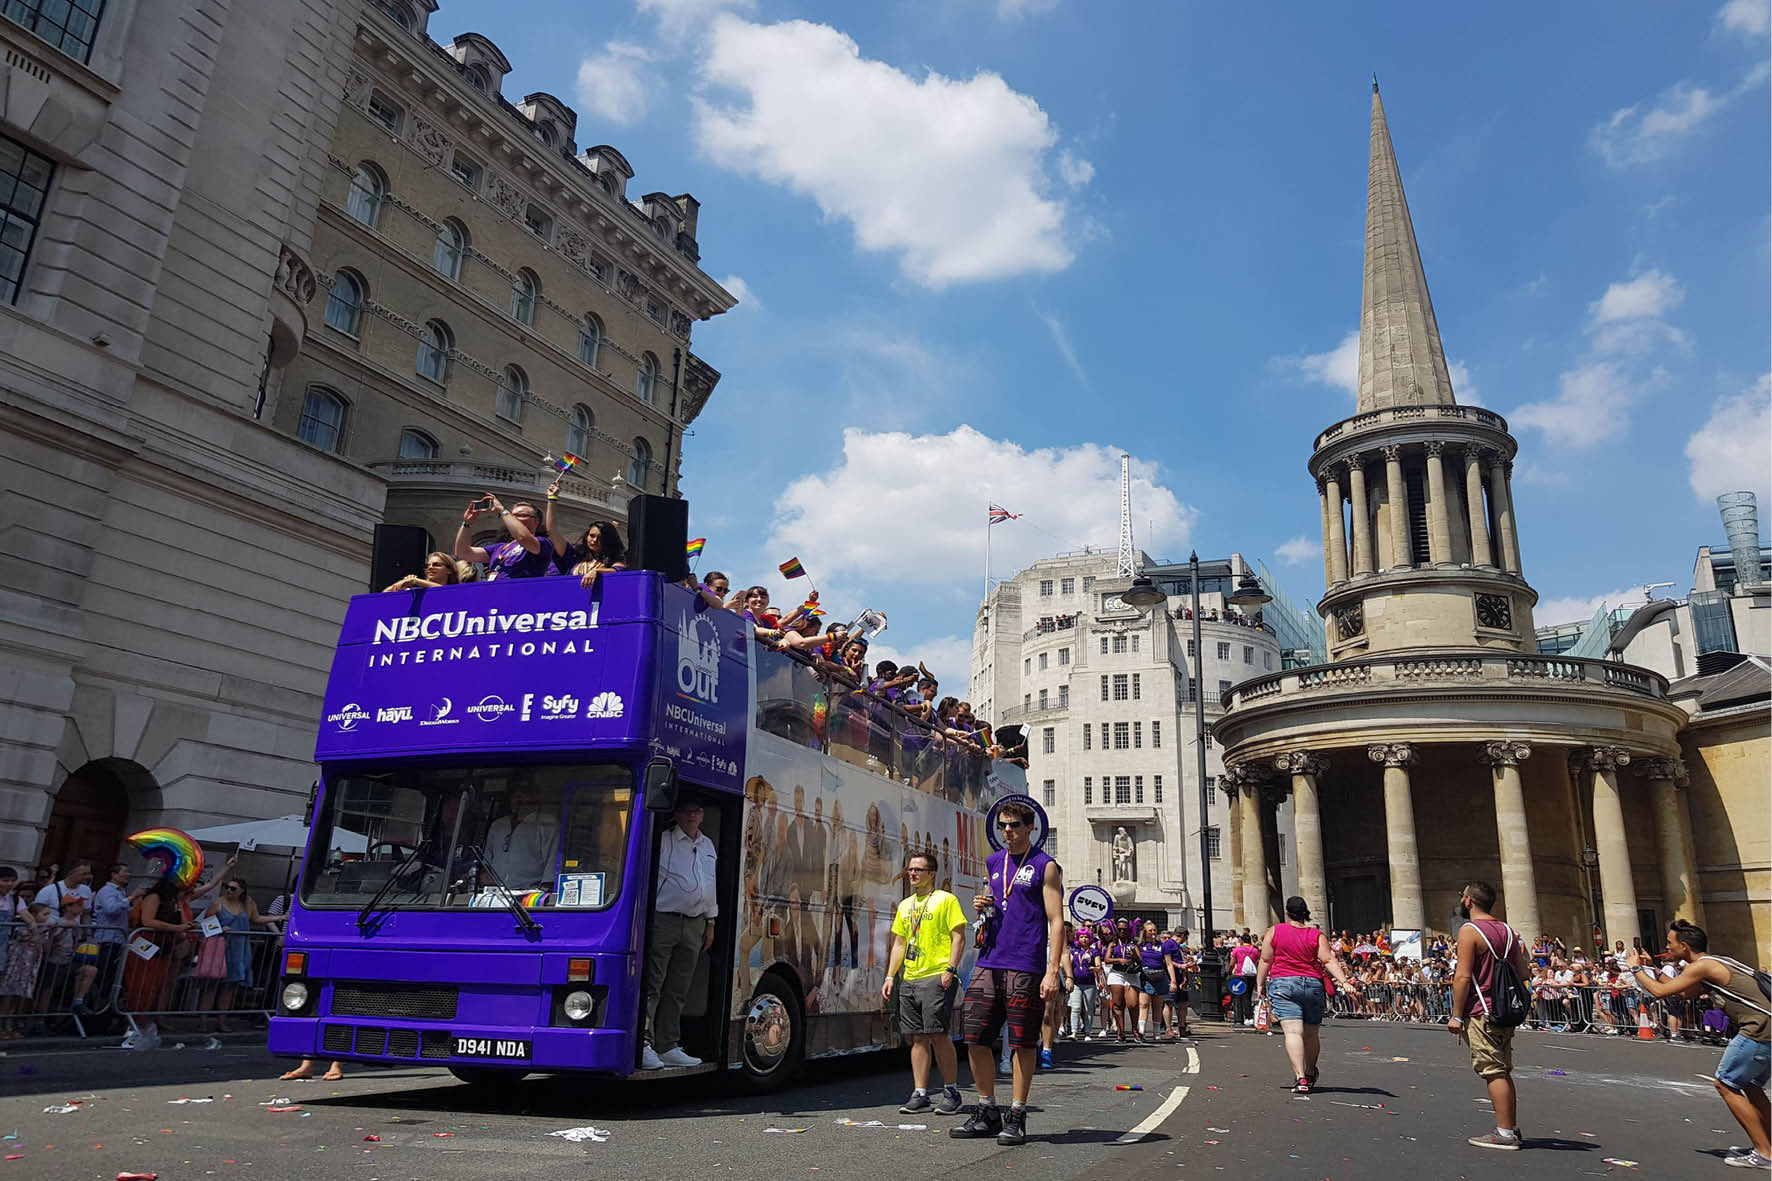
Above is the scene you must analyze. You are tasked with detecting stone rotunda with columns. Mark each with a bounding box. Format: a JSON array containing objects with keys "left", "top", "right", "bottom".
[{"left": 1213, "top": 83, "right": 1696, "bottom": 950}]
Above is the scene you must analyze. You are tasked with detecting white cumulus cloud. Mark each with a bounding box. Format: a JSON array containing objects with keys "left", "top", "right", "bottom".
[
  {"left": 1589, "top": 269, "right": 1684, "bottom": 324},
  {"left": 717, "top": 273, "right": 761, "bottom": 312},
  {"left": 766, "top": 426, "right": 1196, "bottom": 587},
  {"left": 692, "top": 16, "right": 1083, "bottom": 286},
  {"left": 1535, "top": 587, "right": 1648, "bottom": 628},
  {"left": 1057, "top": 149, "right": 1095, "bottom": 187},
  {"left": 868, "top": 634, "right": 973, "bottom": 700},
  {"left": 638, "top": 0, "right": 756, "bottom": 40},
  {"left": 1717, "top": 0, "right": 1771, "bottom": 37},
  {"left": 1274, "top": 536, "right": 1320, "bottom": 566},
  {"left": 1686, "top": 373, "right": 1772, "bottom": 503},
  {"left": 1589, "top": 62, "right": 1771, "bottom": 166},
  {"left": 1511, "top": 362, "right": 1646, "bottom": 448},
  {"left": 575, "top": 41, "right": 656, "bottom": 126}
]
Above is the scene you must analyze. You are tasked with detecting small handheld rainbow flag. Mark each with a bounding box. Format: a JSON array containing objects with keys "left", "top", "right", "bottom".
[
  {"left": 801, "top": 597, "right": 825, "bottom": 618},
  {"left": 685, "top": 537, "right": 706, "bottom": 560},
  {"left": 778, "top": 557, "right": 807, "bottom": 580},
  {"left": 552, "top": 452, "right": 583, "bottom": 475}
]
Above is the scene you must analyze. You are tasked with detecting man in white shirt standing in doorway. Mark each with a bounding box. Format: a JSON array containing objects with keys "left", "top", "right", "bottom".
[{"left": 642, "top": 800, "right": 717, "bottom": 1070}]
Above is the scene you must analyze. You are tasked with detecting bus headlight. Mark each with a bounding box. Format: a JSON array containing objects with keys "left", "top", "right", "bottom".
[
  {"left": 562, "top": 990, "right": 595, "bottom": 1022},
  {"left": 281, "top": 982, "right": 310, "bottom": 1012}
]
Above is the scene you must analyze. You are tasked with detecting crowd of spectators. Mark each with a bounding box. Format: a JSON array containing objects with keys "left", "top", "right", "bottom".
[
  {"left": 0, "top": 857, "right": 286, "bottom": 1038},
  {"left": 1184, "top": 926, "right": 1736, "bottom": 1042}
]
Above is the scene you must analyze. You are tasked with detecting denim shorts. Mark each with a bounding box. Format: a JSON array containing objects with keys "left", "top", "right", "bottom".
[
  {"left": 1266, "top": 975, "right": 1326, "bottom": 1024},
  {"left": 1716, "top": 1032, "right": 1771, "bottom": 1092}
]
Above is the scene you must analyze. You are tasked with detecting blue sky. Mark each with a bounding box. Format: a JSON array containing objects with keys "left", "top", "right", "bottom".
[{"left": 445, "top": 0, "right": 1770, "bottom": 690}]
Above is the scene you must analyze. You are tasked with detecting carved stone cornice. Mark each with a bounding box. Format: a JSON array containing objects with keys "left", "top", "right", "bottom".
[
  {"left": 1633, "top": 756, "right": 1688, "bottom": 787},
  {"left": 1273, "top": 751, "right": 1329, "bottom": 778},
  {"left": 1584, "top": 746, "right": 1632, "bottom": 773},
  {"left": 1478, "top": 740, "right": 1531, "bottom": 768},
  {"left": 1367, "top": 742, "right": 1416, "bottom": 768}
]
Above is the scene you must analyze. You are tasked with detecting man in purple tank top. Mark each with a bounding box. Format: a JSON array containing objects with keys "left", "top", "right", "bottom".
[
  {"left": 1449, "top": 880, "right": 1530, "bottom": 1151},
  {"left": 950, "top": 799, "right": 1063, "bottom": 1147}
]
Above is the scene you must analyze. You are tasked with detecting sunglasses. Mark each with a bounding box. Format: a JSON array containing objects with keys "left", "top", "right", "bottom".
[{"left": 997, "top": 820, "right": 1025, "bottom": 830}]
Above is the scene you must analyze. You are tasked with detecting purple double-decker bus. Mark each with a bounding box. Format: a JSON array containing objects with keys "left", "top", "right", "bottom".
[{"left": 269, "top": 572, "right": 1019, "bottom": 1090}]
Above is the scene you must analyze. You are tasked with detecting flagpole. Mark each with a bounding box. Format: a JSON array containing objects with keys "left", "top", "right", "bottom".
[{"left": 984, "top": 499, "right": 991, "bottom": 605}]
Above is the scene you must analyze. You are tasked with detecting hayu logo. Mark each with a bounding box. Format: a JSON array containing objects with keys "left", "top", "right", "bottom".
[
  {"left": 676, "top": 612, "right": 721, "bottom": 703},
  {"left": 327, "top": 702, "right": 369, "bottom": 732},
  {"left": 585, "top": 691, "right": 624, "bottom": 719},
  {"left": 376, "top": 705, "right": 413, "bottom": 723}
]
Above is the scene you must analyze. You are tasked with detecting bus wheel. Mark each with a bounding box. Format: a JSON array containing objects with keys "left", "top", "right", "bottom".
[
  {"left": 737, "top": 970, "right": 803, "bottom": 1091},
  {"left": 448, "top": 1066, "right": 527, "bottom": 1088}
]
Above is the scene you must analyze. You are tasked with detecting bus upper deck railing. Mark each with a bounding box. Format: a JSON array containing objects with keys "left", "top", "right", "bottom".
[{"left": 752, "top": 643, "right": 1020, "bottom": 809}]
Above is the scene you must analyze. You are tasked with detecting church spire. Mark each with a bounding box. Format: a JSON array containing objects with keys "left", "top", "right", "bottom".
[{"left": 1357, "top": 84, "right": 1458, "bottom": 412}]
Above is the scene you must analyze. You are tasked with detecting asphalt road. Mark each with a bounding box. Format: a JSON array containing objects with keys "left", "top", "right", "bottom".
[{"left": 0, "top": 1020, "right": 1745, "bottom": 1180}]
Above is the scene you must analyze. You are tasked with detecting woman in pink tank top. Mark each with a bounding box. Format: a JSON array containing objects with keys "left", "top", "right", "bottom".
[{"left": 1254, "top": 896, "right": 1363, "bottom": 1093}]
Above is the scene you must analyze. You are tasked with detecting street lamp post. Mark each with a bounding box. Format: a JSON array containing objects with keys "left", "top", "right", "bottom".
[{"left": 1579, "top": 845, "right": 1602, "bottom": 944}]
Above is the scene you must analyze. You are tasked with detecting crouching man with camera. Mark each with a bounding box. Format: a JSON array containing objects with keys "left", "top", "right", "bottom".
[{"left": 1629, "top": 921, "right": 1772, "bottom": 1169}]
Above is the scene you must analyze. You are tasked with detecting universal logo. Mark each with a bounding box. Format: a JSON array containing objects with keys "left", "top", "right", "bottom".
[
  {"left": 585, "top": 691, "right": 624, "bottom": 719},
  {"left": 326, "top": 702, "right": 370, "bottom": 732},
  {"left": 466, "top": 695, "right": 515, "bottom": 722}
]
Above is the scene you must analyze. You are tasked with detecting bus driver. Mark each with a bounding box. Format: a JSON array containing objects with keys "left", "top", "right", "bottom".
[{"left": 482, "top": 786, "right": 559, "bottom": 892}]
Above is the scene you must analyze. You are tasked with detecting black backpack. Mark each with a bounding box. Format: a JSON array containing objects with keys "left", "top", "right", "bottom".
[{"left": 1469, "top": 923, "right": 1530, "bottom": 1027}]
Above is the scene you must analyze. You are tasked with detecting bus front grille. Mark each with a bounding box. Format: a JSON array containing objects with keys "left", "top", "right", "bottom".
[
  {"left": 331, "top": 982, "right": 459, "bottom": 1020},
  {"left": 322, "top": 1024, "right": 353, "bottom": 1054},
  {"left": 420, "top": 1030, "right": 453, "bottom": 1059},
  {"left": 387, "top": 1028, "right": 419, "bottom": 1057}
]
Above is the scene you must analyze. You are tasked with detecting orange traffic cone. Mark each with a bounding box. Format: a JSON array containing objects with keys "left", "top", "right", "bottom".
[{"left": 1636, "top": 1004, "right": 1656, "bottom": 1039}]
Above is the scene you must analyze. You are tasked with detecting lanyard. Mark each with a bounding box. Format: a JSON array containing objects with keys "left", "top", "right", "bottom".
[
  {"left": 998, "top": 850, "right": 1027, "bottom": 910},
  {"left": 905, "top": 894, "right": 934, "bottom": 941}
]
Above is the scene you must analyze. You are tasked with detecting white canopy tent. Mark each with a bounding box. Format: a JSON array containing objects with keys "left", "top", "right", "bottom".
[{"left": 182, "top": 814, "right": 366, "bottom": 853}]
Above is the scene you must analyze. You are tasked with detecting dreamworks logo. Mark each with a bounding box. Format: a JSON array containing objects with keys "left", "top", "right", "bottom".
[
  {"left": 418, "top": 698, "right": 459, "bottom": 727},
  {"left": 585, "top": 691, "right": 623, "bottom": 720}
]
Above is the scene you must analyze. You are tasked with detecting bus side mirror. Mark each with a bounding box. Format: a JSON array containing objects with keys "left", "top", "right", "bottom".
[{"left": 643, "top": 760, "right": 678, "bottom": 813}]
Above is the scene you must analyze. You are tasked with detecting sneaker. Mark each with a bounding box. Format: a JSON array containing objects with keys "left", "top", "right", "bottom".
[
  {"left": 659, "top": 1047, "right": 702, "bottom": 1068},
  {"left": 1725, "top": 1150, "right": 1772, "bottom": 1168},
  {"left": 1468, "top": 1130, "right": 1521, "bottom": 1151},
  {"left": 1038, "top": 1048, "right": 1054, "bottom": 1070},
  {"left": 639, "top": 1045, "right": 663, "bottom": 1070},
  {"left": 1294, "top": 1077, "right": 1311, "bottom": 1095},
  {"left": 997, "top": 1105, "right": 1027, "bottom": 1146},
  {"left": 949, "top": 1105, "right": 1003, "bottom": 1139},
  {"left": 1305, "top": 1067, "right": 1319, "bottom": 1087},
  {"left": 900, "top": 1091, "right": 933, "bottom": 1114},
  {"left": 934, "top": 1086, "right": 964, "bottom": 1116}
]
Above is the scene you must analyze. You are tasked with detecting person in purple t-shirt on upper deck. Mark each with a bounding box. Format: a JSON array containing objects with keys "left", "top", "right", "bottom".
[
  {"left": 950, "top": 798, "right": 1063, "bottom": 1148},
  {"left": 453, "top": 493, "right": 555, "bottom": 581}
]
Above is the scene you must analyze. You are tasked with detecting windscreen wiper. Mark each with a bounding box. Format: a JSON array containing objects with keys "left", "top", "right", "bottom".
[
  {"left": 463, "top": 843, "right": 542, "bottom": 935},
  {"left": 355, "top": 839, "right": 432, "bottom": 930}
]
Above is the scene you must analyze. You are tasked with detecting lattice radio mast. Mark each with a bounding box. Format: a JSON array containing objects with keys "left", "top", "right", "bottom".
[{"left": 1116, "top": 452, "right": 1136, "bottom": 578}]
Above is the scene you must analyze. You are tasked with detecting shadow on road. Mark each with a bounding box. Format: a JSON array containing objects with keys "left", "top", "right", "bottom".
[{"left": 1521, "top": 1137, "right": 1602, "bottom": 1152}]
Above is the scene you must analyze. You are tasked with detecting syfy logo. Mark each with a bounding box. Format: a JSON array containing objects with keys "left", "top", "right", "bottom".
[
  {"left": 521, "top": 692, "right": 578, "bottom": 721},
  {"left": 376, "top": 706, "right": 414, "bottom": 724}
]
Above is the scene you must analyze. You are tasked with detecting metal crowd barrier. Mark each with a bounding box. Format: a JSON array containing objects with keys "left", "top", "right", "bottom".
[
  {"left": 0, "top": 919, "right": 130, "bottom": 1038},
  {"left": 107, "top": 926, "right": 286, "bottom": 1033}
]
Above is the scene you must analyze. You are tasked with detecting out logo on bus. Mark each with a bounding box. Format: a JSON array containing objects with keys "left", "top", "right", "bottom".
[{"left": 676, "top": 612, "right": 721, "bottom": 703}]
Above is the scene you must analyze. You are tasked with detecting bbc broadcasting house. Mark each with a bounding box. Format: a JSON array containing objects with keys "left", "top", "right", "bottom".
[{"left": 0, "top": 0, "right": 733, "bottom": 875}]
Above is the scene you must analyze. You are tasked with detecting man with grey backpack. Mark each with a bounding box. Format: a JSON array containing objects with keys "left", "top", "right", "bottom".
[
  {"left": 1630, "top": 920, "right": 1772, "bottom": 1169},
  {"left": 1448, "top": 880, "right": 1531, "bottom": 1152}
]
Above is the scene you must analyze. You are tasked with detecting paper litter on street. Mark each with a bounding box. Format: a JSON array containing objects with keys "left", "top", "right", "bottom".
[{"left": 548, "top": 1126, "right": 612, "bottom": 1143}]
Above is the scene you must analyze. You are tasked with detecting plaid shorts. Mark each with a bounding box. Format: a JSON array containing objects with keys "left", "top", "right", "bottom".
[{"left": 961, "top": 968, "right": 1043, "bottom": 1048}]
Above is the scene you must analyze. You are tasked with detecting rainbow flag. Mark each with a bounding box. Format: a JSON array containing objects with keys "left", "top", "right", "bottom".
[
  {"left": 778, "top": 557, "right": 807, "bottom": 580},
  {"left": 801, "top": 598, "right": 825, "bottom": 618},
  {"left": 685, "top": 538, "right": 706, "bottom": 560},
  {"left": 553, "top": 452, "right": 583, "bottom": 475}
]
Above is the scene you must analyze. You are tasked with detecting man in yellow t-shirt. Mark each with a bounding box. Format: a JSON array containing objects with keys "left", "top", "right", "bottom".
[{"left": 883, "top": 850, "right": 969, "bottom": 1116}]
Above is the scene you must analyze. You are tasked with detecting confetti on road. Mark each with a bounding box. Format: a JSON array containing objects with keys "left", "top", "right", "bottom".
[
  {"left": 1549, "top": 1070, "right": 1569, "bottom": 1076},
  {"left": 166, "top": 1098, "right": 213, "bottom": 1104},
  {"left": 115, "top": 1173, "right": 158, "bottom": 1180},
  {"left": 265, "top": 1106, "right": 303, "bottom": 1113},
  {"left": 763, "top": 1128, "right": 806, "bottom": 1134},
  {"left": 548, "top": 1126, "right": 611, "bottom": 1143},
  {"left": 257, "top": 1098, "right": 290, "bottom": 1107},
  {"left": 363, "top": 1136, "right": 380, "bottom": 1142},
  {"left": 432, "top": 1132, "right": 453, "bottom": 1137},
  {"left": 1206, "top": 1127, "right": 1230, "bottom": 1133},
  {"left": 1601, "top": 1159, "right": 1639, "bottom": 1169},
  {"left": 1390, "top": 1056, "right": 1410, "bottom": 1062},
  {"left": 1115, "top": 1085, "right": 1143, "bottom": 1091},
  {"left": 42, "top": 1106, "right": 80, "bottom": 1115}
]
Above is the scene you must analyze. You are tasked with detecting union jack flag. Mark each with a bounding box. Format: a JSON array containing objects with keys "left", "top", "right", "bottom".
[{"left": 988, "top": 504, "right": 1020, "bottom": 525}]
